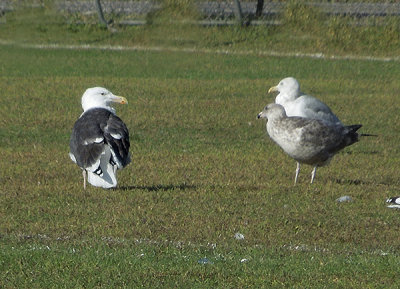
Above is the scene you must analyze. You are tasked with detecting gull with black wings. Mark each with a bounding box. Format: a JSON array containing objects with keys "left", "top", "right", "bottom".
[{"left": 69, "top": 87, "right": 131, "bottom": 189}]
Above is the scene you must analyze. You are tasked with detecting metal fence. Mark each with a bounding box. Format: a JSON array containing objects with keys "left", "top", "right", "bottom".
[{"left": 3, "top": 1, "right": 400, "bottom": 26}]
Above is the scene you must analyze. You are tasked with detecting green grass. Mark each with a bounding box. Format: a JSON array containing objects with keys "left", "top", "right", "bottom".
[
  {"left": 3, "top": 240, "right": 400, "bottom": 288},
  {"left": 2, "top": 5, "right": 400, "bottom": 288},
  {"left": 1, "top": 3, "right": 400, "bottom": 58}
]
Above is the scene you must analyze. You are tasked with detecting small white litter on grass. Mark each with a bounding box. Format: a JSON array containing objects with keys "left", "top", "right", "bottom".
[
  {"left": 198, "top": 257, "right": 213, "bottom": 265},
  {"left": 336, "top": 196, "right": 353, "bottom": 203},
  {"left": 234, "top": 233, "right": 245, "bottom": 240},
  {"left": 28, "top": 245, "right": 51, "bottom": 251},
  {"left": 282, "top": 244, "right": 329, "bottom": 253}
]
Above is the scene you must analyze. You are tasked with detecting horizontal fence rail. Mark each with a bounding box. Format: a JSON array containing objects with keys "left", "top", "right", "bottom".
[
  {"left": 2, "top": 1, "right": 400, "bottom": 26},
  {"left": 57, "top": 1, "right": 400, "bottom": 17}
]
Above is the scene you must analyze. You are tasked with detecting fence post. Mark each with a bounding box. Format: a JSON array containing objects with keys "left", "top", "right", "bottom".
[
  {"left": 95, "top": 0, "right": 108, "bottom": 26},
  {"left": 256, "top": 0, "right": 264, "bottom": 17},
  {"left": 233, "top": 0, "right": 243, "bottom": 25}
]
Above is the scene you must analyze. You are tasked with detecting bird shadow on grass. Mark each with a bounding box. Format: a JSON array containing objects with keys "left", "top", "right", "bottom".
[
  {"left": 332, "top": 178, "right": 366, "bottom": 186},
  {"left": 332, "top": 177, "right": 397, "bottom": 186},
  {"left": 342, "top": 150, "right": 379, "bottom": 155},
  {"left": 115, "top": 183, "right": 197, "bottom": 192}
]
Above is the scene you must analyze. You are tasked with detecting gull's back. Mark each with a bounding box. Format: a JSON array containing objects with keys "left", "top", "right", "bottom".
[
  {"left": 267, "top": 112, "right": 359, "bottom": 166},
  {"left": 285, "top": 94, "right": 341, "bottom": 125}
]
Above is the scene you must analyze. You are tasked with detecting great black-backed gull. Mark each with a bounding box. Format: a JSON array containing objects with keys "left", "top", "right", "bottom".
[
  {"left": 69, "top": 87, "right": 131, "bottom": 189},
  {"left": 268, "top": 77, "right": 342, "bottom": 125},
  {"left": 386, "top": 197, "right": 400, "bottom": 209},
  {"left": 257, "top": 103, "right": 361, "bottom": 184}
]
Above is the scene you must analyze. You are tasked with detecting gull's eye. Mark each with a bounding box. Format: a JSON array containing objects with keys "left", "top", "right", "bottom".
[{"left": 101, "top": 92, "right": 106, "bottom": 96}]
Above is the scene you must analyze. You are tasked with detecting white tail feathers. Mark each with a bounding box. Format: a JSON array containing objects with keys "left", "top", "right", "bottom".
[{"left": 87, "top": 147, "right": 118, "bottom": 188}]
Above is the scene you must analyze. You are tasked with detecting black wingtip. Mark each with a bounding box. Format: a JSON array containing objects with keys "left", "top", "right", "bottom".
[
  {"left": 346, "top": 124, "right": 378, "bottom": 137},
  {"left": 387, "top": 196, "right": 400, "bottom": 204},
  {"left": 346, "top": 124, "right": 362, "bottom": 132}
]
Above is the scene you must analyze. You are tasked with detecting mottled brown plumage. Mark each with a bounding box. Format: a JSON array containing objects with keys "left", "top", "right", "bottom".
[{"left": 258, "top": 103, "right": 360, "bottom": 184}]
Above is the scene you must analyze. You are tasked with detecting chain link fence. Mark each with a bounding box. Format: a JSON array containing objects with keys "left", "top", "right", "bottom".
[{"left": 2, "top": 1, "right": 400, "bottom": 25}]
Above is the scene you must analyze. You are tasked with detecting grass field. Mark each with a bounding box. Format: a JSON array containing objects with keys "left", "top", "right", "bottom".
[{"left": 2, "top": 4, "right": 400, "bottom": 288}]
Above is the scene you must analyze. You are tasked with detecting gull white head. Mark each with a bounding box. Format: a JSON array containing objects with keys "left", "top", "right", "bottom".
[
  {"left": 268, "top": 77, "right": 301, "bottom": 103},
  {"left": 257, "top": 103, "right": 287, "bottom": 121},
  {"left": 81, "top": 87, "right": 128, "bottom": 113}
]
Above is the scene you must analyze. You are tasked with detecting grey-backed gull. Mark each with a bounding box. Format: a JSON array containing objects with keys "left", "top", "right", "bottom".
[{"left": 268, "top": 77, "right": 342, "bottom": 125}]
